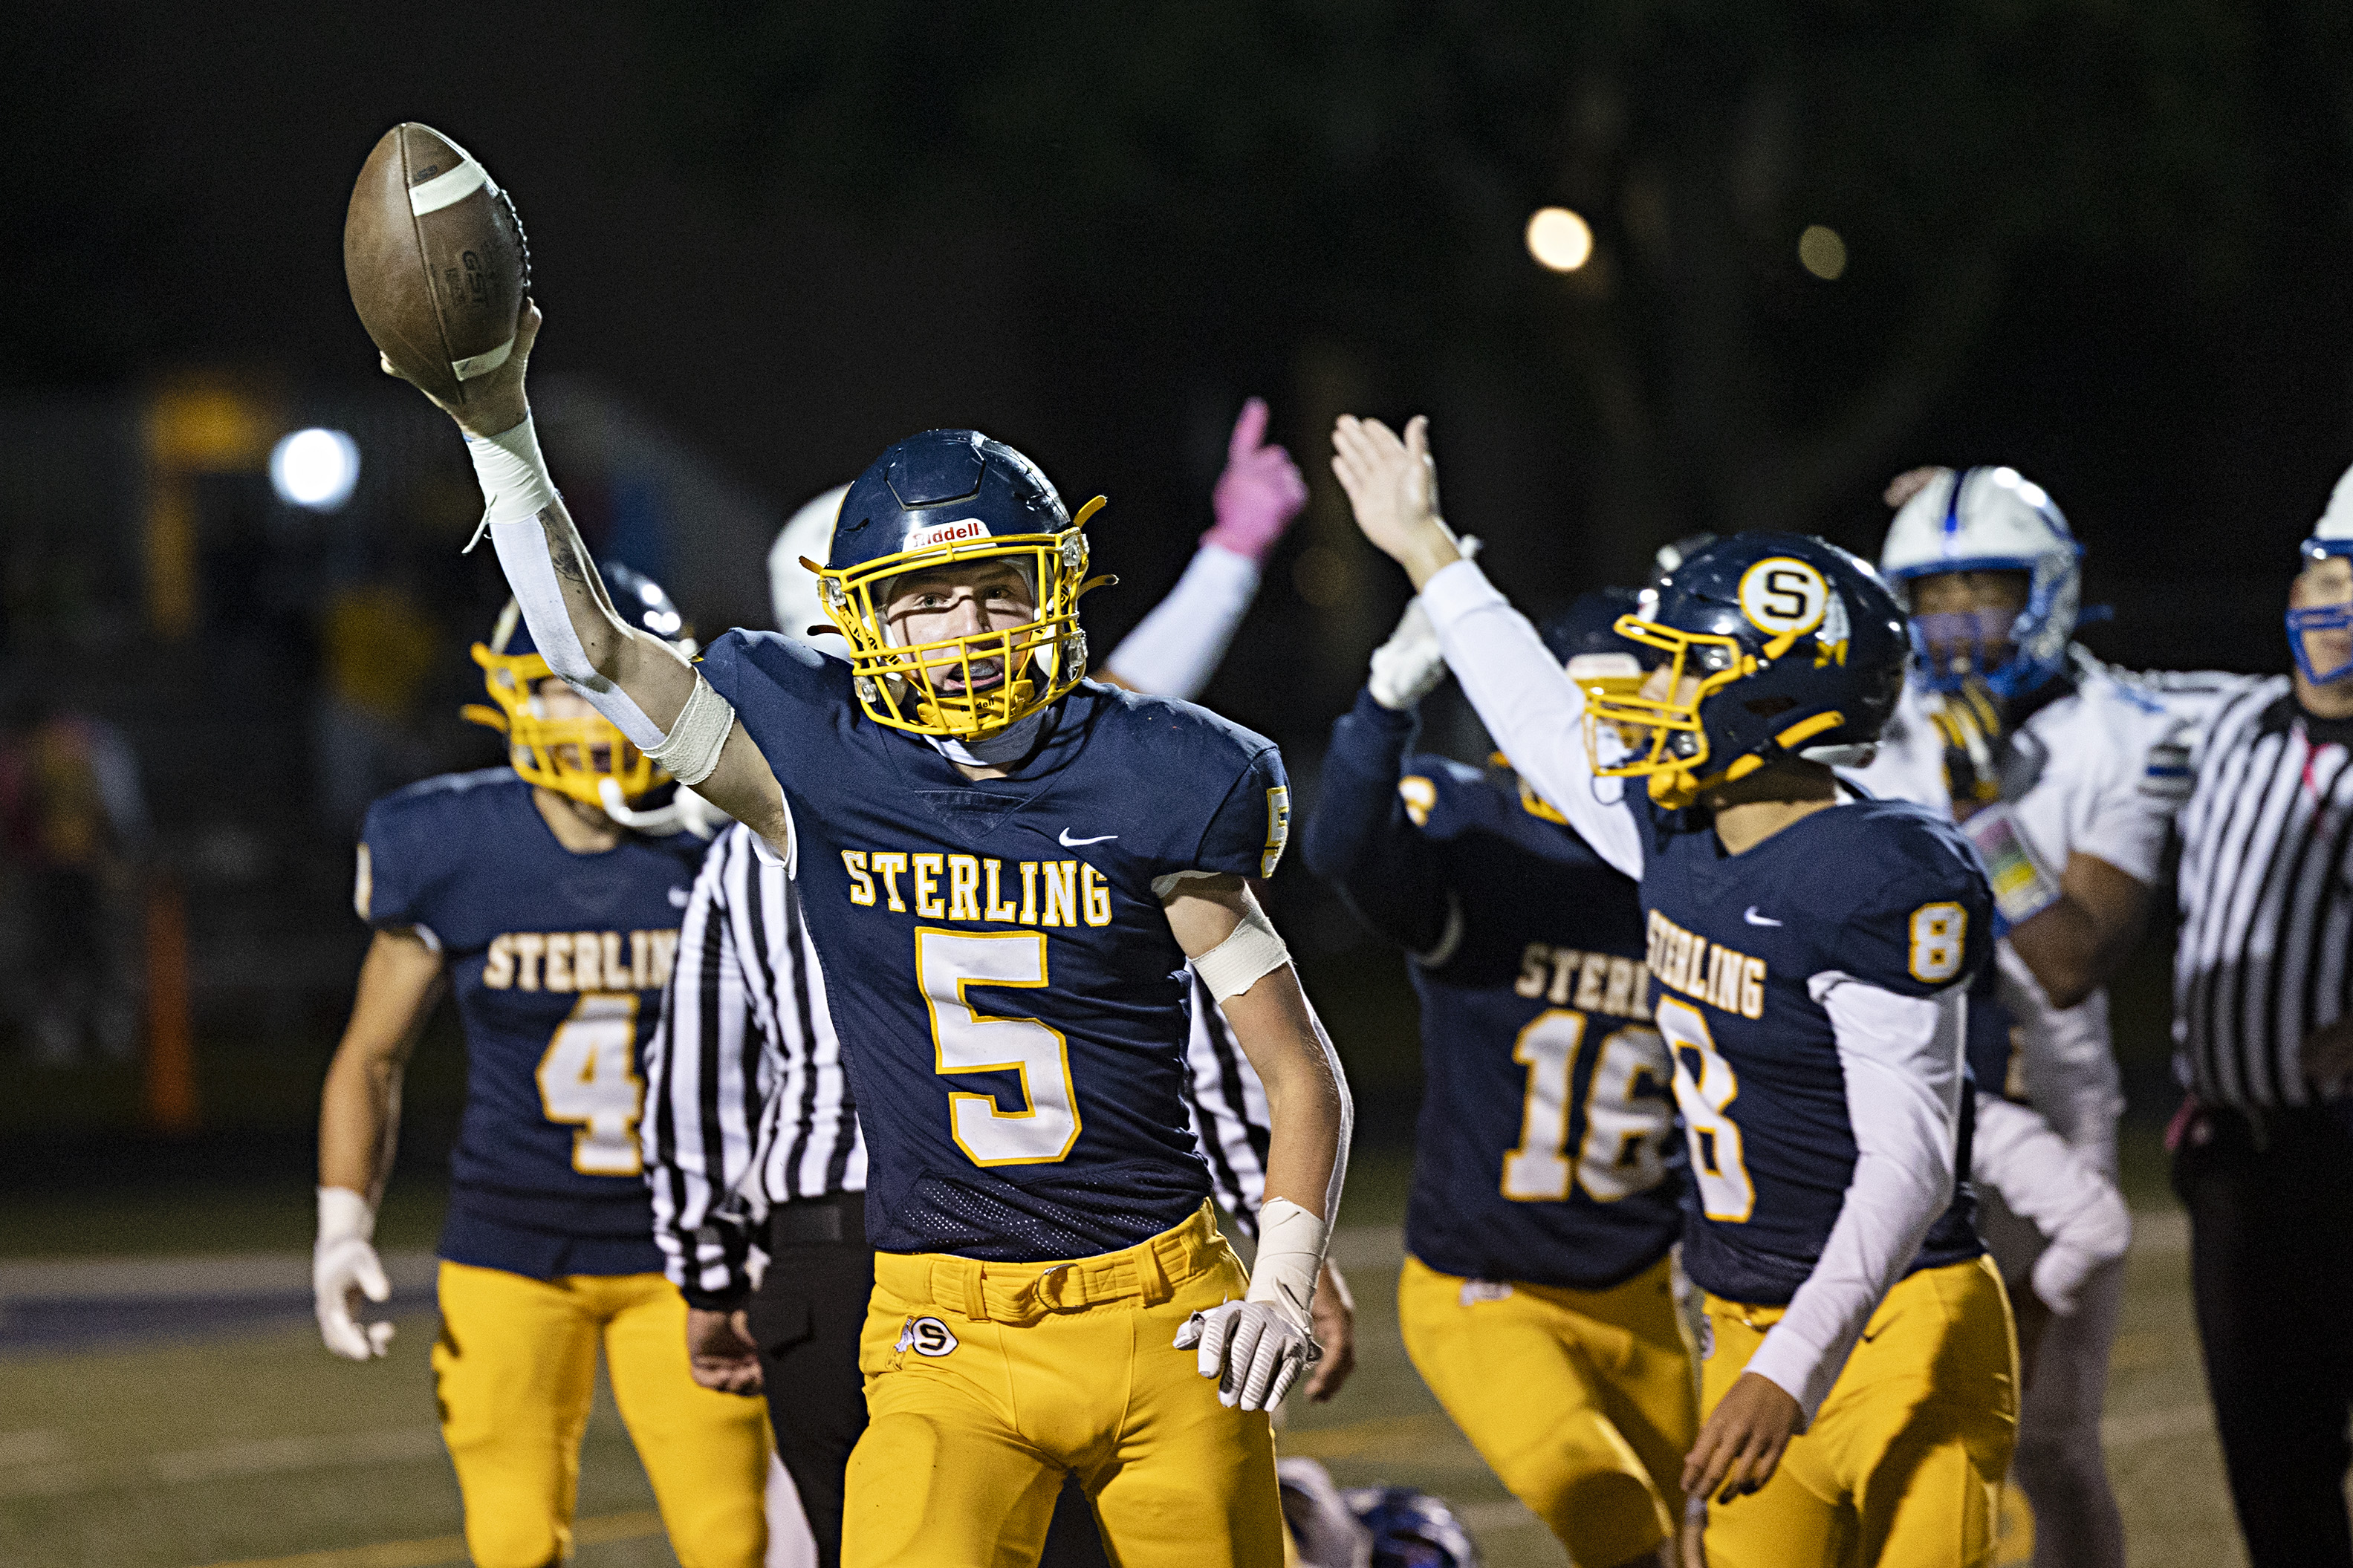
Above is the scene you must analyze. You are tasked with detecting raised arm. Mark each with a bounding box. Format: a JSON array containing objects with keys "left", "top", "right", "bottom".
[
  {"left": 391, "top": 304, "right": 788, "bottom": 850},
  {"left": 1331, "top": 414, "right": 1643, "bottom": 878},
  {"left": 1162, "top": 875, "right": 1350, "bottom": 1411},
  {"left": 1100, "top": 397, "right": 1306, "bottom": 700}
]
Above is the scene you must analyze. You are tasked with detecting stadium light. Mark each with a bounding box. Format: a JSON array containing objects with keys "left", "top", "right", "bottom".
[
  {"left": 1798, "top": 225, "right": 1849, "bottom": 281},
  {"left": 270, "top": 428, "right": 361, "bottom": 510},
  {"left": 1525, "top": 207, "right": 1594, "bottom": 273}
]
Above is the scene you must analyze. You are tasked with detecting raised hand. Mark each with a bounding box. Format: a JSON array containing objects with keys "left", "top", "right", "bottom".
[
  {"left": 383, "top": 299, "right": 542, "bottom": 439},
  {"left": 1883, "top": 466, "right": 1950, "bottom": 509},
  {"left": 1330, "top": 415, "right": 1463, "bottom": 589},
  {"left": 1205, "top": 397, "right": 1310, "bottom": 563}
]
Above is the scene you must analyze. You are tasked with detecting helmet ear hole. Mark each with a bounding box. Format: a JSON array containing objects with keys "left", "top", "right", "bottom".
[{"left": 1744, "top": 696, "right": 1797, "bottom": 718}]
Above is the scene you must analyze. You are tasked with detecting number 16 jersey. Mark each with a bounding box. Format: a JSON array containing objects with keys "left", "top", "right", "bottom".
[{"left": 698, "top": 633, "right": 1290, "bottom": 1262}]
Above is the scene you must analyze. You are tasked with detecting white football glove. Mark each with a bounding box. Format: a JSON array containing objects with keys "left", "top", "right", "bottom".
[
  {"left": 1366, "top": 537, "right": 1479, "bottom": 712},
  {"left": 1970, "top": 1096, "right": 2132, "bottom": 1316},
  {"left": 1176, "top": 1300, "right": 1318, "bottom": 1411},
  {"left": 314, "top": 1186, "right": 395, "bottom": 1361}
]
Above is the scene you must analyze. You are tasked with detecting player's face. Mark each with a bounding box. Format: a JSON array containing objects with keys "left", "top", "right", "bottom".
[
  {"left": 535, "top": 677, "right": 619, "bottom": 772},
  {"left": 1908, "top": 569, "right": 2031, "bottom": 683},
  {"left": 882, "top": 561, "right": 1039, "bottom": 694},
  {"left": 2290, "top": 555, "right": 2353, "bottom": 681}
]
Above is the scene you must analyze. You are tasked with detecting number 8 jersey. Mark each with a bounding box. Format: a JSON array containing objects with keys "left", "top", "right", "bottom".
[
  {"left": 698, "top": 633, "right": 1291, "bottom": 1262},
  {"left": 357, "top": 769, "right": 708, "bottom": 1278},
  {"left": 1638, "top": 793, "right": 1991, "bottom": 1306}
]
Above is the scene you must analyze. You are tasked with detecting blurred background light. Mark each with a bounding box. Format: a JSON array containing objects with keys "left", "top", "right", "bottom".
[
  {"left": 1798, "top": 224, "right": 1849, "bottom": 280},
  {"left": 268, "top": 427, "right": 360, "bottom": 510},
  {"left": 1525, "top": 206, "right": 1594, "bottom": 273}
]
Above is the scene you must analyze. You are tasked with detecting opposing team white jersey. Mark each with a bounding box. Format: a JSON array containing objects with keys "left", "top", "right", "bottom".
[{"left": 1846, "top": 651, "right": 2190, "bottom": 1158}]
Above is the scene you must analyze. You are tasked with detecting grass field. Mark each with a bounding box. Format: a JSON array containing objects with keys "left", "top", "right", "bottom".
[{"left": 0, "top": 1136, "right": 2247, "bottom": 1568}]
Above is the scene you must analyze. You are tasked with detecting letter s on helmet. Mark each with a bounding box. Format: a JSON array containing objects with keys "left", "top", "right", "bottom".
[
  {"left": 1587, "top": 532, "right": 1908, "bottom": 808},
  {"left": 1879, "top": 465, "right": 2082, "bottom": 697},
  {"left": 817, "top": 429, "right": 1114, "bottom": 741}
]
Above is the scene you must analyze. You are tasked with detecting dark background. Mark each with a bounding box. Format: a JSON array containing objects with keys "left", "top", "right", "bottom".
[{"left": 3, "top": 0, "right": 2347, "bottom": 1212}]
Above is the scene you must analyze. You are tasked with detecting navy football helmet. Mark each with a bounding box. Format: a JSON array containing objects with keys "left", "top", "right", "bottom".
[
  {"left": 1541, "top": 587, "right": 1655, "bottom": 707},
  {"left": 1343, "top": 1487, "right": 1481, "bottom": 1568},
  {"left": 811, "top": 429, "right": 1113, "bottom": 740},
  {"left": 1589, "top": 532, "right": 1907, "bottom": 807},
  {"left": 467, "top": 561, "right": 694, "bottom": 812}
]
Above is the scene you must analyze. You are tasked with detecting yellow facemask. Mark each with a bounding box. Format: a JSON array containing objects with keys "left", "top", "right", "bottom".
[
  {"left": 810, "top": 496, "right": 1116, "bottom": 741},
  {"left": 462, "top": 605, "right": 667, "bottom": 811}
]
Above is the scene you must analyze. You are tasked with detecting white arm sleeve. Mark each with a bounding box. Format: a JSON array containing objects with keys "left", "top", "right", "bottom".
[
  {"left": 1745, "top": 974, "right": 1964, "bottom": 1422},
  {"left": 487, "top": 514, "right": 667, "bottom": 752},
  {"left": 1101, "top": 544, "right": 1262, "bottom": 701},
  {"left": 1418, "top": 559, "right": 1644, "bottom": 878}
]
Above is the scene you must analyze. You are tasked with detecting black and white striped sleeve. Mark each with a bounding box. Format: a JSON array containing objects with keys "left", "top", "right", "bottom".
[
  {"left": 1181, "top": 966, "right": 1274, "bottom": 1237},
  {"left": 644, "top": 829, "right": 776, "bottom": 1307}
]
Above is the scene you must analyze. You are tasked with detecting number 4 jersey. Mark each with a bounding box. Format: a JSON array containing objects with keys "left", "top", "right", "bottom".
[
  {"left": 1639, "top": 794, "right": 1992, "bottom": 1306},
  {"left": 357, "top": 769, "right": 708, "bottom": 1278}
]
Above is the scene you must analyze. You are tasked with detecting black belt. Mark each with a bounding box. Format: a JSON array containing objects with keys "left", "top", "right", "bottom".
[{"left": 770, "top": 1190, "right": 867, "bottom": 1248}]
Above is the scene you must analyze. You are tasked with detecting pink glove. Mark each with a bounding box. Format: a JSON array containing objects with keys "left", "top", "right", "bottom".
[{"left": 1204, "top": 397, "right": 1308, "bottom": 564}]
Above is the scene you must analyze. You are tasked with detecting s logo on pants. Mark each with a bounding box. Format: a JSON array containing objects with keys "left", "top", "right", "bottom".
[{"left": 897, "top": 1316, "right": 959, "bottom": 1357}]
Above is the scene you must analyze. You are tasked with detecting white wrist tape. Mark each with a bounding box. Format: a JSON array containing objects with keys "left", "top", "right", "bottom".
[
  {"left": 485, "top": 517, "right": 667, "bottom": 752},
  {"left": 1961, "top": 801, "right": 2062, "bottom": 929},
  {"left": 648, "top": 674, "right": 736, "bottom": 787},
  {"left": 1245, "top": 1196, "right": 1327, "bottom": 1331},
  {"left": 464, "top": 414, "right": 560, "bottom": 530},
  {"left": 317, "top": 1186, "right": 376, "bottom": 1246},
  {"left": 1195, "top": 901, "right": 1291, "bottom": 1001}
]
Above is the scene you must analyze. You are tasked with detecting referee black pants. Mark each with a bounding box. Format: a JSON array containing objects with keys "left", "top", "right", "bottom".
[
  {"left": 746, "top": 1191, "right": 1111, "bottom": 1568},
  {"left": 2172, "top": 1103, "right": 2353, "bottom": 1568}
]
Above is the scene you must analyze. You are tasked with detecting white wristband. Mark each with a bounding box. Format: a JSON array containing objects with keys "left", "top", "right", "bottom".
[
  {"left": 317, "top": 1186, "right": 376, "bottom": 1246},
  {"left": 1194, "top": 902, "right": 1290, "bottom": 1001},
  {"left": 464, "top": 414, "right": 559, "bottom": 530},
  {"left": 1245, "top": 1196, "right": 1327, "bottom": 1332},
  {"left": 647, "top": 674, "right": 736, "bottom": 787}
]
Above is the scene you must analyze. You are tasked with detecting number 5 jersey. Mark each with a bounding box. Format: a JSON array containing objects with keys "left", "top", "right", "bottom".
[
  {"left": 696, "top": 632, "right": 1291, "bottom": 1263},
  {"left": 357, "top": 769, "right": 709, "bottom": 1278}
]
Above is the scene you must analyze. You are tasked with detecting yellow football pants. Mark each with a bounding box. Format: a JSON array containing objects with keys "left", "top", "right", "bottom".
[
  {"left": 1697, "top": 1255, "right": 2019, "bottom": 1568},
  {"left": 1398, "top": 1251, "right": 1695, "bottom": 1568},
  {"left": 843, "top": 1203, "right": 1284, "bottom": 1568},
  {"left": 432, "top": 1261, "right": 771, "bottom": 1568}
]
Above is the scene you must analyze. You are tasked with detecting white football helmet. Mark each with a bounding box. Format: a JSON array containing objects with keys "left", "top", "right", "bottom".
[
  {"left": 768, "top": 484, "right": 850, "bottom": 654},
  {"left": 2287, "top": 461, "right": 2353, "bottom": 682},
  {"left": 1880, "top": 465, "right": 2082, "bottom": 697}
]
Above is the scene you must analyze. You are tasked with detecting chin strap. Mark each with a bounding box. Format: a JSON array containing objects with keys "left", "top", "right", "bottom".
[{"left": 597, "top": 779, "right": 724, "bottom": 839}]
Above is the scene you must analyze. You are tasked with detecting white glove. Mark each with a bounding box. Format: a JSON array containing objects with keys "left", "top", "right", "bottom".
[
  {"left": 1970, "top": 1096, "right": 2132, "bottom": 1315},
  {"left": 1176, "top": 1195, "right": 1329, "bottom": 1410},
  {"left": 1366, "top": 537, "right": 1479, "bottom": 712},
  {"left": 1176, "top": 1299, "right": 1318, "bottom": 1410},
  {"left": 314, "top": 1186, "right": 395, "bottom": 1360}
]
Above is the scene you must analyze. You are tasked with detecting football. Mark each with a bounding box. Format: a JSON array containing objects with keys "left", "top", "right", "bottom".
[{"left": 343, "top": 123, "right": 531, "bottom": 407}]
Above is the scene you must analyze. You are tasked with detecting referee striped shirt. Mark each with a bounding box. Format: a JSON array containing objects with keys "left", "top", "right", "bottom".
[
  {"left": 643, "top": 822, "right": 1275, "bottom": 1302},
  {"left": 2172, "top": 674, "right": 2353, "bottom": 1110}
]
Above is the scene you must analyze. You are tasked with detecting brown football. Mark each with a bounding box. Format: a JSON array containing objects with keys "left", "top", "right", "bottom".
[{"left": 343, "top": 123, "right": 531, "bottom": 407}]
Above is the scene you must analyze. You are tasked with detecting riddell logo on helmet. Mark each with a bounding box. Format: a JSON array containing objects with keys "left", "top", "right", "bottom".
[{"left": 908, "top": 518, "right": 990, "bottom": 549}]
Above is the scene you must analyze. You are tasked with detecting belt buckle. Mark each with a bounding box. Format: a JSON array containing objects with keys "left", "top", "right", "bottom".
[{"left": 1031, "top": 1263, "right": 1081, "bottom": 1313}]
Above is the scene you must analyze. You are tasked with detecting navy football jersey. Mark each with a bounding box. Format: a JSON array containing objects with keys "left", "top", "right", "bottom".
[
  {"left": 357, "top": 770, "right": 707, "bottom": 1278},
  {"left": 1633, "top": 794, "right": 1991, "bottom": 1306},
  {"left": 698, "top": 633, "right": 1290, "bottom": 1261},
  {"left": 1305, "top": 694, "right": 1681, "bottom": 1290}
]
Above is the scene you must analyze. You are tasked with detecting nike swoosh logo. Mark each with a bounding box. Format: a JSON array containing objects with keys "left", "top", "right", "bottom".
[
  {"left": 1059, "top": 830, "right": 1118, "bottom": 848},
  {"left": 1742, "top": 907, "right": 1782, "bottom": 927}
]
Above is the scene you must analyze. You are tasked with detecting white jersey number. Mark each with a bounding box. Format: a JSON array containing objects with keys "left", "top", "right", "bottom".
[
  {"left": 1909, "top": 901, "right": 1967, "bottom": 984},
  {"left": 537, "top": 993, "right": 646, "bottom": 1176},
  {"left": 1501, "top": 1009, "right": 1675, "bottom": 1203},
  {"left": 1657, "top": 997, "right": 1756, "bottom": 1221},
  {"left": 918, "top": 929, "right": 1082, "bottom": 1167}
]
